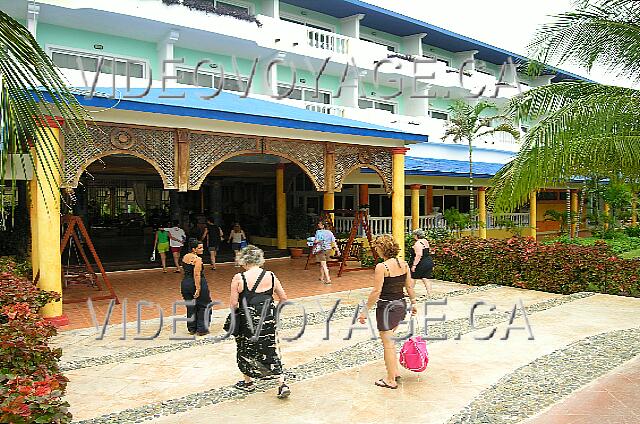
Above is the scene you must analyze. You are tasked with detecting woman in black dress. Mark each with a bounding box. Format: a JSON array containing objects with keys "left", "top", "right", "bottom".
[
  {"left": 181, "top": 238, "right": 211, "bottom": 336},
  {"left": 359, "top": 235, "right": 418, "bottom": 389},
  {"left": 410, "top": 229, "right": 434, "bottom": 295},
  {"left": 229, "top": 245, "right": 291, "bottom": 399}
]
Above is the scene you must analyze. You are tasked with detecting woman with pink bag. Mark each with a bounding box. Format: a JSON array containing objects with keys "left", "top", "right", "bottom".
[{"left": 359, "top": 235, "right": 417, "bottom": 389}]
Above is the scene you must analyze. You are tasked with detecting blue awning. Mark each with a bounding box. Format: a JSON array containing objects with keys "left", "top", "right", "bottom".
[
  {"left": 64, "top": 88, "right": 427, "bottom": 142},
  {"left": 404, "top": 156, "right": 504, "bottom": 178},
  {"left": 284, "top": 0, "right": 589, "bottom": 82}
]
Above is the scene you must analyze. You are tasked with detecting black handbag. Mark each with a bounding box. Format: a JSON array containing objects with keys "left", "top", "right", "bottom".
[{"left": 224, "top": 309, "right": 241, "bottom": 337}]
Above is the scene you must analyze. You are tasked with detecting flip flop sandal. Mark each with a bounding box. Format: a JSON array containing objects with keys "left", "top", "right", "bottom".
[{"left": 375, "top": 379, "right": 398, "bottom": 389}]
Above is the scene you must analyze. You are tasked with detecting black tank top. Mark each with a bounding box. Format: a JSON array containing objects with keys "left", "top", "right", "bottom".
[{"left": 380, "top": 259, "right": 406, "bottom": 301}]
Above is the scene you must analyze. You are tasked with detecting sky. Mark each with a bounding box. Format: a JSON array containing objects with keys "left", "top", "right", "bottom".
[{"left": 364, "top": 0, "right": 634, "bottom": 88}]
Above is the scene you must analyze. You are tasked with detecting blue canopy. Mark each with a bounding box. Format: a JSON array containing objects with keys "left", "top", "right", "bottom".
[{"left": 404, "top": 156, "right": 504, "bottom": 178}]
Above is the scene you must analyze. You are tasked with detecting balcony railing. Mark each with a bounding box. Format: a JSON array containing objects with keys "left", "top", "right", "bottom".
[
  {"left": 305, "top": 103, "right": 345, "bottom": 117},
  {"left": 334, "top": 213, "right": 530, "bottom": 237},
  {"left": 307, "top": 28, "right": 350, "bottom": 54}
]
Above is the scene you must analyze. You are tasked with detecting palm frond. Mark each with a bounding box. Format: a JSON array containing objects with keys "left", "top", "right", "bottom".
[{"left": 0, "top": 10, "right": 92, "bottom": 210}]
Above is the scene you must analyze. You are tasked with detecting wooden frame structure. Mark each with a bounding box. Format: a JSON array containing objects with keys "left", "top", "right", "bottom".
[{"left": 60, "top": 215, "right": 119, "bottom": 304}]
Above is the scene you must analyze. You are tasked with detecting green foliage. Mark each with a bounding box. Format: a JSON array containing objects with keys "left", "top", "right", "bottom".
[
  {"left": 442, "top": 208, "right": 471, "bottom": 236},
  {"left": 432, "top": 237, "right": 640, "bottom": 297},
  {"left": 621, "top": 249, "right": 640, "bottom": 259},
  {"left": 286, "top": 207, "right": 311, "bottom": 240},
  {"left": 544, "top": 209, "right": 570, "bottom": 235},
  {"left": 542, "top": 235, "right": 640, "bottom": 255},
  {"left": 360, "top": 253, "right": 383, "bottom": 268},
  {"left": 0, "top": 264, "right": 71, "bottom": 423},
  {"left": 625, "top": 226, "right": 640, "bottom": 237}
]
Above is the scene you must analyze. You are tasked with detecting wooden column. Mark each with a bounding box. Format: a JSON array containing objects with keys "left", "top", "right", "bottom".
[
  {"left": 358, "top": 184, "right": 369, "bottom": 207},
  {"left": 478, "top": 187, "right": 487, "bottom": 239},
  {"left": 425, "top": 185, "right": 433, "bottom": 215},
  {"left": 632, "top": 193, "right": 637, "bottom": 227},
  {"left": 410, "top": 184, "right": 421, "bottom": 231},
  {"left": 324, "top": 143, "right": 336, "bottom": 222},
  {"left": 33, "top": 117, "right": 67, "bottom": 325},
  {"left": 392, "top": 148, "right": 408, "bottom": 259},
  {"left": 529, "top": 191, "right": 537, "bottom": 239},
  {"left": 276, "top": 163, "right": 287, "bottom": 249},
  {"left": 176, "top": 129, "right": 190, "bottom": 192},
  {"left": 570, "top": 189, "right": 579, "bottom": 238}
]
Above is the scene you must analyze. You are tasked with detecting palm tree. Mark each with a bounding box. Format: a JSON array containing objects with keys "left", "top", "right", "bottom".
[
  {"left": 443, "top": 100, "right": 519, "bottom": 220},
  {"left": 490, "top": 0, "right": 640, "bottom": 212},
  {"left": 1, "top": 10, "right": 91, "bottom": 212}
]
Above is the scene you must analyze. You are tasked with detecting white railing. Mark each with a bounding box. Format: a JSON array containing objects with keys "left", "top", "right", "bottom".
[
  {"left": 307, "top": 28, "right": 350, "bottom": 54},
  {"left": 305, "top": 103, "right": 345, "bottom": 117},
  {"left": 335, "top": 213, "right": 528, "bottom": 237}
]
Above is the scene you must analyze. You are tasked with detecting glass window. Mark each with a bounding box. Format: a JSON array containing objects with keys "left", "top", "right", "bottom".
[
  {"left": 358, "top": 99, "right": 374, "bottom": 109},
  {"left": 430, "top": 111, "right": 449, "bottom": 120},
  {"left": 215, "top": 75, "right": 245, "bottom": 92},
  {"left": 375, "top": 102, "right": 396, "bottom": 113},
  {"left": 52, "top": 50, "right": 144, "bottom": 78},
  {"left": 277, "top": 85, "right": 302, "bottom": 100},
  {"left": 360, "top": 37, "right": 396, "bottom": 52},
  {"left": 176, "top": 69, "right": 214, "bottom": 87},
  {"left": 303, "top": 90, "right": 331, "bottom": 104},
  {"left": 216, "top": 1, "right": 249, "bottom": 14}
]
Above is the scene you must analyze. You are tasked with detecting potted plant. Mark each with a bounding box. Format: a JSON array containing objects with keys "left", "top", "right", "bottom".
[{"left": 287, "top": 207, "right": 310, "bottom": 258}]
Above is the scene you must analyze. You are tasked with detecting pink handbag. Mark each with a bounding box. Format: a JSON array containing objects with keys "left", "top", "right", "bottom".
[{"left": 399, "top": 335, "right": 429, "bottom": 372}]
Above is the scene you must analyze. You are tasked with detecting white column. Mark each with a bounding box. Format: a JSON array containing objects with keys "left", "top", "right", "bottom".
[
  {"left": 404, "top": 80, "right": 429, "bottom": 117},
  {"left": 402, "top": 33, "right": 426, "bottom": 56},
  {"left": 261, "top": 0, "right": 279, "bottom": 18},
  {"left": 454, "top": 50, "right": 478, "bottom": 71},
  {"left": 531, "top": 75, "right": 554, "bottom": 87},
  {"left": 340, "top": 14, "right": 365, "bottom": 38},
  {"left": 259, "top": 51, "right": 283, "bottom": 96},
  {"left": 27, "top": 3, "right": 40, "bottom": 37},
  {"left": 157, "top": 29, "right": 180, "bottom": 82}
]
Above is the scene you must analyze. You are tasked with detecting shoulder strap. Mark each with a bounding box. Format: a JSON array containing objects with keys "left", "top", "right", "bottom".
[
  {"left": 419, "top": 241, "right": 427, "bottom": 249},
  {"left": 249, "top": 269, "right": 268, "bottom": 293},
  {"left": 271, "top": 272, "right": 275, "bottom": 290},
  {"left": 240, "top": 273, "right": 248, "bottom": 293},
  {"left": 382, "top": 262, "right": 390, "bottom": 276}
]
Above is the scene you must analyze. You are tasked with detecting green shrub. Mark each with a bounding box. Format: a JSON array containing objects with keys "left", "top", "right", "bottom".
[
  {"left": 543, "top": 235, "right": 640, "bottom": 256},
  {"left": 432, "top": 237, "right": 640, "bottom": 297},
  {"left": 625, "top": 226, "right": 640, "bottom": 238},
  {"left": 0, "top": 260, "right": 71, "bottom": 423}
]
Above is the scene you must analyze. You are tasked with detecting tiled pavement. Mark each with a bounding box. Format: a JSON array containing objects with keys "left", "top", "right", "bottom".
[
  {"left": 61, "top": 258, "right": 373, "bottom": 330},
  {"left": 55, "top": 272, "right": 640, "bottom": 423}
]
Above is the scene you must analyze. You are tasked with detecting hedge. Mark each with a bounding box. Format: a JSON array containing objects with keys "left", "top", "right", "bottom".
[
  {"left": 431, "top": 237, "right": 640, "bottom": 297},
  {"left": 0, "top": 258, "right": 71, "bottom": 423}
]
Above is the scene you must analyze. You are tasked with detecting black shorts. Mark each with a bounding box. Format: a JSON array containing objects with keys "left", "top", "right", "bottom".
[{"left": 376, "top": 299, "right": 407, "bottom": 331}]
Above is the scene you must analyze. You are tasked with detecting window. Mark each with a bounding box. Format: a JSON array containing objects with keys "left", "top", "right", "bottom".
[
  {"left": 360, "top": 36, "right": 397, "bottom": 52},
  {"left": 358, "top": 99, "right": 397, "bottom": 114},
  {"left": 422, "top": 54, "right": 450, "bottom": 67},
  {"left": 430, "top": 110, "right": 449, "bottom": 120},
  {"left": 215, "top": 0, "right": 250, "bottom": 14},
  {"left": 280, "top": 16, "right": 333, "bottom": 32},
  {"left": 476, "top": 68, "right": 492, "bottom": 76},
  {"left": 277, "top": 85, "right": 331, "bottom": 104},
  {"left": 176, "top": 69, "right": 214, "bottom": 87},
  {"left": 51, "top": 49, "right": 145, "bottom": 78}
]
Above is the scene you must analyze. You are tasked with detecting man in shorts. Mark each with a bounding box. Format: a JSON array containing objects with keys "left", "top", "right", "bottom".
[{"left": 166, "top": 220, "right": 186, "bottom": 273}]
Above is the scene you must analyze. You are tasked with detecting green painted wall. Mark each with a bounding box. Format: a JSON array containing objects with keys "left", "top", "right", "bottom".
[
  {"left": 174, "top": 47, "right": 257, "bottom": 78},
  {"left": 36, "top": 23, "right": 159, "bottom": 75},
  {"left": 279, "top": 3, "right": 342, "bottom": 32},
  {"left": 362, "top": 81, "right": 405, "bottom": 113},
  {"left": 423, "top": 44, "right": 454, "bottom": 66},
  {"left": 360, "top": 25, "right": 403, "bottom": 51},
  {"left": 429, "top": 98, "right": 454, "bottom": 111}
]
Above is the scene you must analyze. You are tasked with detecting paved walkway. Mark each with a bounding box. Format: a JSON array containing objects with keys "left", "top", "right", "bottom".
[
  {"left": 62, "top": 258, "right": 373, "bottom": 330},
  {"left": 53, "top": 268, "right": 640, "bottom": 424}
]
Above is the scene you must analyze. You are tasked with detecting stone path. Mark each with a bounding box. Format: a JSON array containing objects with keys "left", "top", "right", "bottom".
[{"left": 54, "top": 274, "right": 640, "bottom": 424}]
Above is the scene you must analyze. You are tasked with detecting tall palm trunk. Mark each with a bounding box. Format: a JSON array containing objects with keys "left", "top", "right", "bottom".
[{"left": 468, "top": 139, "right": 475, "bottom": 232}]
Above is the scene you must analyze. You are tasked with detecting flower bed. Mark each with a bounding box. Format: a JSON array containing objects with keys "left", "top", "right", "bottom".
[
  {"left": 431, "top": 237, "right": 640, "bottom": 297},
  {"left": 0, "top": 258, "right": 71, "bottom": 423}
]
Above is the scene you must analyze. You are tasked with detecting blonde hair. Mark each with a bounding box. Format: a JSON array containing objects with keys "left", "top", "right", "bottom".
[
  {"left": 238, "top": 245, "right": 265, "bottom": 267},
  {"left": 372, "top": 235, "right": 400, "bottom": 259}
]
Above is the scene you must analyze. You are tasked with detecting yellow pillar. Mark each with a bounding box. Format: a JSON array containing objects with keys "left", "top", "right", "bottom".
[
  {"left": 478, "top": 187, "right": 487, "bottom": 239},
  {"left": 529, "top": 191, "right": 537, "bottom": 239},
  {"left": 570, "top": 190, "right": 579, "bottom": 238},
  {"left": 34, "top": 117, "right": 64, "bottom": 321},
  {"left": 392, "top": 148, "right": 407, "bottom": 259},
  {"left": 29, "top": 176, "right": 39, "bottom": 278},
  {"left": 276, "top": 163, "right": 287, "bottom": 249},
  {"left": 632, "top": 193, "right": 637, "bottom": 227},
  {"left": 323, "top": 192, "right": 335, "bottom": 224},
  {"left": 410, "top": 184, "right": 420, "bottom": 231},
  {"left": 603, "top": 202, "right": 610, "bottom": 230}
]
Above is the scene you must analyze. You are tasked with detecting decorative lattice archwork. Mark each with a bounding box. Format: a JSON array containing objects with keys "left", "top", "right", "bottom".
[
  {"left": 63, "top": 124, "right": 176, "bottom": 189},
  {"left": 334, "top": 145, "right": 393, "bottom": 193},
  {"left": 264, "top": 139, "right": 326, "bottom": 191}
]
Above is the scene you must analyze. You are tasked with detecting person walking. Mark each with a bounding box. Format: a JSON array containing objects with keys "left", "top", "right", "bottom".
[
  {"left": 229, "top": 245, "right": 291, "bottom": 399},
  {"left": 153, "top": 224, "right": 170, "bottom": 273},
  {"left": 228, "top": 223, "right": 246, "bottom": 267},
  {"left": 359, "top": 235, "right": 417, "bottom": 389},
  {"left": 166, "top": 220, "right": 187, "bottom": 273},
  {"left": 202, "top": 217, "right": 223, "bottom": 270},
  {"left": 410, "top": 229, "right": 434, "bottom": 295},
  {"left": 313, "top": 221, "right": 340, "bottom": 285},
  {"left": 181, "top": 238, "right": 211, "bottom": 336}
]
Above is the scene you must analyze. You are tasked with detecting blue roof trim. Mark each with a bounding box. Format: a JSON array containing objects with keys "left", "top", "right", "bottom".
[
  {"left": 360, "top": 156, "right": 505, "bottom": 177},
  {"left": 284, "top": 0, "right": 590, "bottom": 82},
  {"left": 59, "top": 88, "right": 427, "bottom": 142}
]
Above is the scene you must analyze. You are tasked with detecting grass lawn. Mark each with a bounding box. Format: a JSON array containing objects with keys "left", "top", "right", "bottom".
[{"left": 621, "top": 249, "right": 640, "bottom": 259}]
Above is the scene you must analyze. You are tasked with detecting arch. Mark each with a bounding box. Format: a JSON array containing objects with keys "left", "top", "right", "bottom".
[
  {"left": 336, "top": 163, "right": 391, "bottom": 194},
  {"left": 68, "top": 150, "right": 173, "bottom": 189},
  {"left": 189, "top": 150, "right": 325, "bottom": 192}
]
